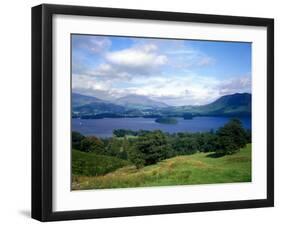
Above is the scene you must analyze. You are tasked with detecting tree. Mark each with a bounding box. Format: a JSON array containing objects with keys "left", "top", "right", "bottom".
[
  {"left": 216, "top": 119, "right": 247, "bottom": 154},
  {"left": 136, "top": 130, "right": 169, "bottom": 165},
  {"left": 128, "top": 145, "right": 145, "bottom": 169},
  {"left": 117, "top": 138, "right": 129, "bottom": 160},
  {"left": 172, "top": 137, "right": 197, "bottom": 155},
  {"left": 106, "top": 138, "right": 122, "bottom": 156},
  {"left": 245, "top": 129, "right": 252, "bottom": 143},
  {"left": 197, "top": 132, "right": 219, "bottom": 152},
  {"left": 72, "top": 131, "right": 85, "bottom": 150},
  {"left": 80, "top": 136, "right": 105, "bottom": 154}
]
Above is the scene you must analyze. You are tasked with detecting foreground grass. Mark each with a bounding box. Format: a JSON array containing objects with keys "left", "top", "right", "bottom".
[
  {"left": 72, "top": 144, "right": 251, "bottom": 190},
  {"left": 72, "top": 150, "right": 130, "bottom": 176}
]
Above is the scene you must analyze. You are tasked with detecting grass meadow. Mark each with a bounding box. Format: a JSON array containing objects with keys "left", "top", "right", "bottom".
[{"left": 72, "top": 144, "right": 251, "bottom": 190}]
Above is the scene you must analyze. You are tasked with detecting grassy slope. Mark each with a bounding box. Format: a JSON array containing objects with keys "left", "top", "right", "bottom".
[
  {"left": 72, "top": 144, "right": 251, "bottom": 190},
  {"left": 72, "top": 150, "right": 130, "bottom": 177}
]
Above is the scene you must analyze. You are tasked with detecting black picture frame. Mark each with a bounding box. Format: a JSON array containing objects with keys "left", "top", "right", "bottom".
[{"left": 32, "top": 4, "right": 274, "bottom": 222}]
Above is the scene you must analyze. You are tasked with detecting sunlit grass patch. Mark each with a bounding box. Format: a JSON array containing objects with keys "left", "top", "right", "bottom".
[{"left": 72, "top": 144, "right": 251, "bottom": 190}]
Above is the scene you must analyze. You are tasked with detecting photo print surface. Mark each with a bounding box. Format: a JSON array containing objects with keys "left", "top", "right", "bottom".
[{"left": 71, "top": 34, "right": 252, "bottom": 190}]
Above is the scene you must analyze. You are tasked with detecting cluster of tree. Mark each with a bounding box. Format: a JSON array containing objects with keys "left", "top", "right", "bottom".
[
  {"left": 113, "top": 129, "right": 151, "bottom": 137},
  {"left": 72, "top": 119, "right": 251, "bottom": 169},
  {"left": 113, "top": 129, "right": 138, "bottom": 137}
]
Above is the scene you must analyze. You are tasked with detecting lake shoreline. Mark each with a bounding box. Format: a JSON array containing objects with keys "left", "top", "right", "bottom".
[{"left": 72, "top": 116, "right": 251, "bottom": 138}]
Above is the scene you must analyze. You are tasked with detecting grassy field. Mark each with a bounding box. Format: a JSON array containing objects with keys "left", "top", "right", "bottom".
[
  {"left": 72, "top": 150, "right": 130, "bottom": 176},
  {"left": 72, "top": 144, "right": 251, "bottom": 190}
]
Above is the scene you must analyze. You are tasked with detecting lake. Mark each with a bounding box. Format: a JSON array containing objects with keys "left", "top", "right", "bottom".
[{"left": 72, "top": 116, "right": 251, "bottom": 137}]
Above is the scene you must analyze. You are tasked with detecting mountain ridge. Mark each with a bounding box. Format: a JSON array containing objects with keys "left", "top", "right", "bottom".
[
  {"left": 191, "top": 93, "right": 251, "bottom": 116},
  {"left": 115, "top": 94, "right": 169, "bottom": 109},
  {"left": 72, "top": 92, "right": 251, "bottom": 118}
]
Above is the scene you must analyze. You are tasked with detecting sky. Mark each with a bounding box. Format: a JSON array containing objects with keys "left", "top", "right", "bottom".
[{"left": 72, "top": 34, "right": 251, "bottom": 106}]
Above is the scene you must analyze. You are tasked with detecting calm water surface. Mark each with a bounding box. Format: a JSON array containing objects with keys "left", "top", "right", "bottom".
[{"left": 72, "top": 116, "right": 251, "bottom": 137}]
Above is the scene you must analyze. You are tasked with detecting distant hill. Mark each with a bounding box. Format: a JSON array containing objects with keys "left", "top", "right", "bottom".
[
  {"left": 72, "top": 92, "right": 251, "bottom": 118},
  {"left": 72, "top": 93, "right": 126, "bottom": 115},
  {"left": 116, "top": 94, "right": 169, "bottom": 109},
  {"left": 72, "top": 93, "right": 103, "bottom": 107},
  {"left": 192, "top": 93, "right": 251, "bottom": 116}
]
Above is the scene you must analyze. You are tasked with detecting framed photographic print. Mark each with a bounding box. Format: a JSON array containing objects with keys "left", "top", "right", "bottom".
[{"left": 32, "top": 4, "right": 274, "bottom": 221}]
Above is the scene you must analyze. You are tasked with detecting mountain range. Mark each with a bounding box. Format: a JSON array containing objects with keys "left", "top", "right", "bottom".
[
  {"left": 115, "top": 94, "right": 169, "bottom": 109},
  {"left": 194, "top": 93, "right": 251, "bottom": 116},
  {"left": 72, "top": 92, "right": 251, "bottom": 118}
]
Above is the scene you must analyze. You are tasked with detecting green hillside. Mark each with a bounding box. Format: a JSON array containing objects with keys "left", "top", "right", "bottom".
[
  {"left": 192, "top": 93, "right": 251, "bottom": 116},
  {"left": 72, "top": 144, "right": 251, "bottom": 190},
  {"left": 72, "top": 150, "right": 130, "bottom": 177}
]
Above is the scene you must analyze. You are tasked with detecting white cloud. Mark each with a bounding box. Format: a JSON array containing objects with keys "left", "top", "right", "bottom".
[
  {"left": 105, "top": 44, "right": 168, "bottom": 69},
  {"left": 165, "top": 45, "right": 215, "bottom": 68},
  {"left": 73, "top": 72, "right": 251, "bottom": 105},
  {"left": 89, "top": 38, "right": 111, "bottom": 53},
  {"left": 197, "top": 56, "right": 215, "bottom": 66},
  {"left": 218, "top": 76, "right": 251, "bottom": 95},
  {"left": 74, "top": 39, "right": 215, "bottom": 82},
  {"left": 72, "top": 37, "right": 250, "bottom": 106},
  {"left": 84, "top": 63, "right": 131, "bottom": 80},
  {"left": 73, "top": 36, "right": 111, "bottom": 53},
  {"left": 122, "top": 75, "right": 221, "bottom": 105},
  {"left": 72, "top": 74, "right": 111, "bottom": 93},
  {"left": 82, "top": 43, "right": 169, "bottom": 80}
]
